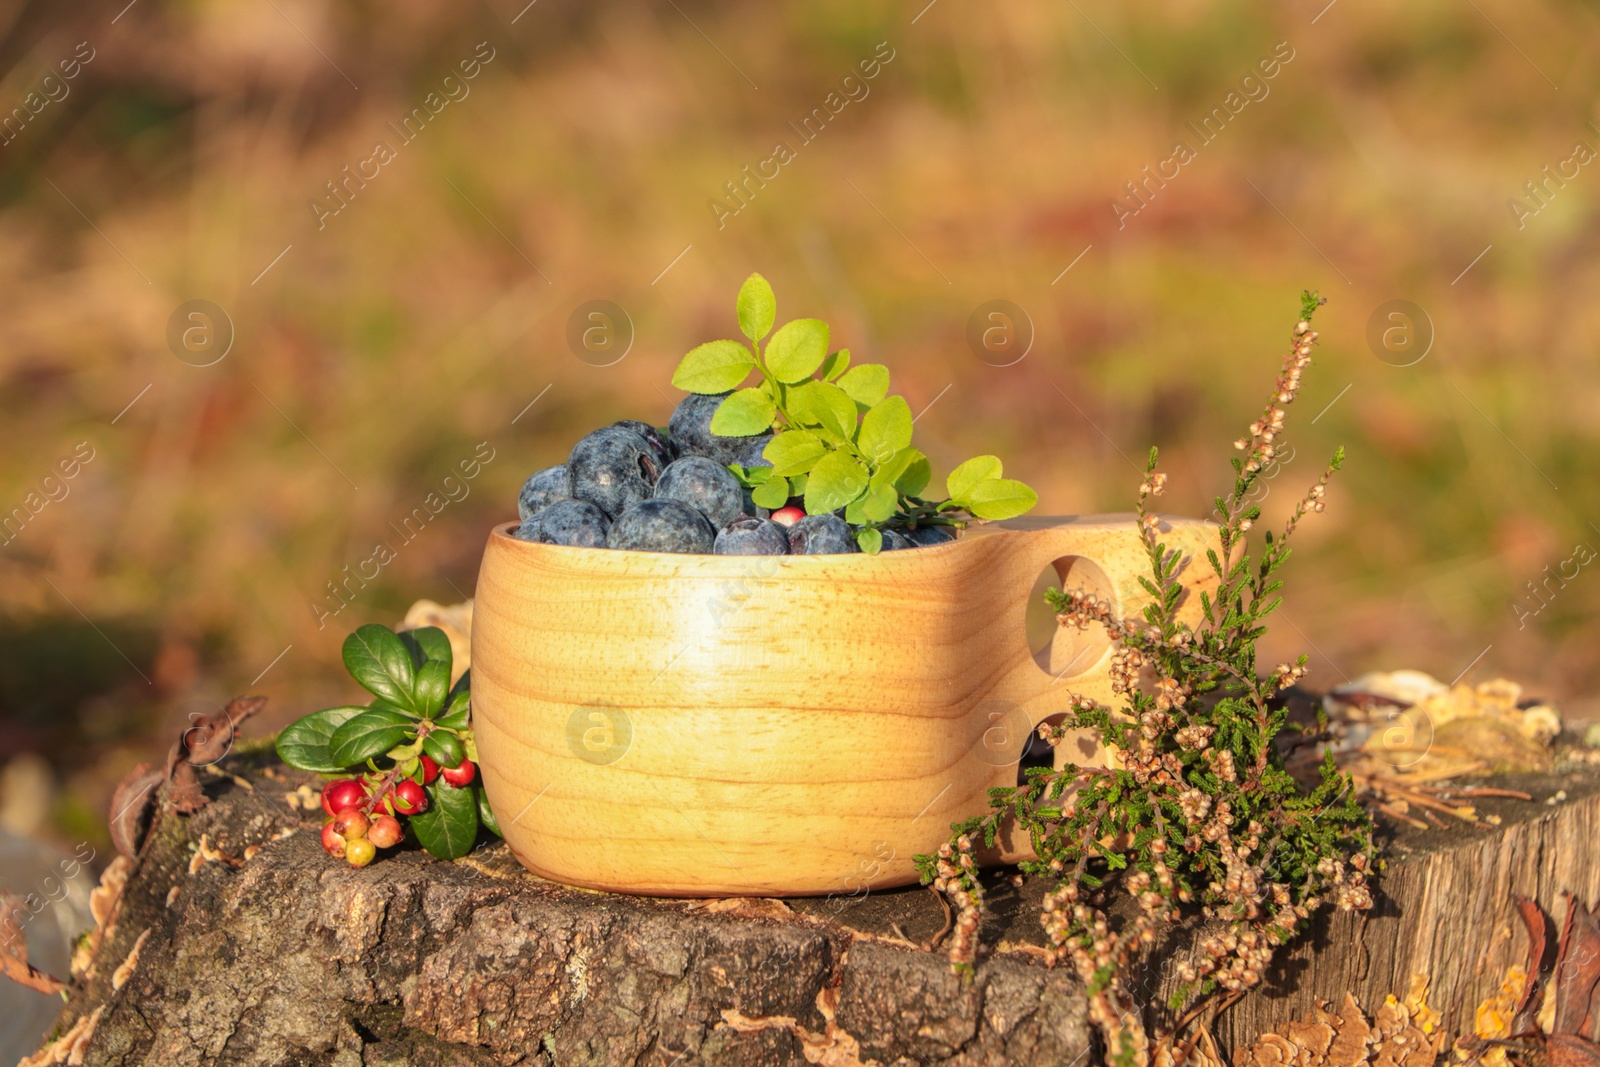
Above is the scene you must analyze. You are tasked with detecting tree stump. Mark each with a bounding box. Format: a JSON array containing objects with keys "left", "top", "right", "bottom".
[{"left": 25, "top": 746, "right": 1600, "bottom": 1066}]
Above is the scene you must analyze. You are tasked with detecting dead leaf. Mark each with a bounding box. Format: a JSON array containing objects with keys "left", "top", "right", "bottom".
[
  {"left": 0, "top": 891, "right": 66, "bottom": 994},
  {"left": 108, "top": 762, "right": 163, "bottom": 859},
  {"left": 1514, "top": 896, "right": 1554, "bottom": 1030},
  {"left": 1549, "top": 1034, "right": 1600, "bottom": 1067},
  {"left": 1555, "top": 894, "right": 1600, "bottom": 1041},
  {"left": 177, "top": 694, "right": 265, "bottom": 768}
]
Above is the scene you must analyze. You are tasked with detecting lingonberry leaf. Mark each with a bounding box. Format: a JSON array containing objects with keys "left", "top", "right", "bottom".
[
  {"left": 763, "top": 318, "right": 830, "bottom": 383},
  {"left": 736, "top": 272, "right": 776, "bottom": 343},
  {"left": 276, "top": 706, "right": 367, "bottom": 774},
  {"left": 436, "top": 690, "right": 470, "bottom": 730},
  {"left": 710, "top": 387, "right": 777, "bottom": 436},
  {"left": 672, "top": 339, "right": 755, "bottom": 394},
  {"left": 836, "top": 363, "right": 889, "bottom": 408},
  {"left": 343, "top": 625, "right": 420, "bottom": 713},
  {"left": 413, "top": 659, "right": 450, "bottom": 717},
  {"left": 410, "top": 779, "right": 479, "bottom": 859},
  {"left": 476, "top": 786, "right": 503, "bottom": 837},
  {"left": 945, "top": 455, "right": 1003, "bottom": 502},
  {"left": 422, "top": 729, "right": 465, "bottom": 769},
  {"left": 965, "top": 477, "right": 1039, "bottom": 520},
  {"left": 400, "top": 625, "right": 452, "bottom": 675},
  {"left": 328, "top": 707, "right": 416, "bottom": 768}
]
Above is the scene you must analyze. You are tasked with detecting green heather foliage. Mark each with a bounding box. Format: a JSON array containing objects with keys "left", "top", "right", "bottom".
[{"left": 917, "top": 294, "right": 1376, "bottom": 1062}]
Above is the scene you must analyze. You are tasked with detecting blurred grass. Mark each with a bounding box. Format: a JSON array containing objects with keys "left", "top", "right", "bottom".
[{"left": 0, "top": 0, "right": 1596, "bottom": 845}]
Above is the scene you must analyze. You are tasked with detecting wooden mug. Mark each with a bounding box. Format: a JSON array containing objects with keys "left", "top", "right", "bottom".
[{"left": 471, "top": 514, "right": 1219, "bottom": 897}]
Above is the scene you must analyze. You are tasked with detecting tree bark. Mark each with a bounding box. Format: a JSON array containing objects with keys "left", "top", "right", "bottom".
[{"left": 27, "top": 748, "right": 1600, "bottom": 1066}]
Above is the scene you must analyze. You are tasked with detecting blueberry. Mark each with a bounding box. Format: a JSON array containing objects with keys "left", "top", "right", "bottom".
[
  {"left": 878, "top": 529, "right": 914, "bottom": 551},
  {"left": 714, "top": 516, "right": 791, "bottom": 555},
  {"left": 517, "top": 465, "right": 571, "bottom": 520},
  {"left": 905, "top": 525, "right": 956, "bottom": 547},
  {"left": 653, "top": 457, "right": 745, "bottom": 529},
  {"left": 511, "top": 516, "right": 542, "bottom": 542},
  {"left": 606, "top": 499, "right": 715, "bottom": 553},
  {"left": 535, "top": 499, "right": 610, "bottom": 547},
  {"left": 569, "top": 426, "right": 662, "bottom": 519},
  {"left": 668, "top": 394, "right": 770, "bottom": 465},
  {"left": 611, "top": 420, "right": 673, "bottom": 469},
  {"left": 788, "top": 514, "right": 858, "bottom": 555},
  {"left": 728, "top": 433, "right": 774, "bottom": 471}
]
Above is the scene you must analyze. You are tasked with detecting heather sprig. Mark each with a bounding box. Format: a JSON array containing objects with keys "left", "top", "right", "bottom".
[{"left": 916, "top": 293, "right": 1374, "bottom": 1062}]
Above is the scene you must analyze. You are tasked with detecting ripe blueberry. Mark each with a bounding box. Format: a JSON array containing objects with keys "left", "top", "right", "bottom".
[
  {"left": 569, "top": 426, "right": 661, "bottom": 518},
  {"left": 610, "top": 421, "right": 673, "bottom": 469},
  {"left": 770, "top": 505, "right": 806, "bottom": 527},
  {"left": 440, "top": 758, "right": 477, "bottom": 787},
  {"left": 787, "top": 514, "right": 858, "bottom": 554},
  {"left": 714, "top": 516, "right": 791, "bottom": 555},
  {"left": 517, "top": 465, "right": 572, "bottom": 520},
  {"left": 668, "top": 394, "right": 769, "bottom": 465},
  {"left": 367, "top": 814, "right": 403, "bottom": 849},
  {"left": 321, "top": 779, "right": 368, "bottom": 818},
  {"left": 510, "top": 516, "right": 542, "bottom": 543},
  {"left": 535, "top": 499, "right": 610, "bottom": 547},
  {"left": 905, "top": 525, "right": 956, "bottom": 547},
  {"left": 878, "top": 529, "right": 914, "bottom": 551},
  {"left": 654, "top": 457, "right": 746, "bottom": 529},
  {"left": 345, "top": 837, "right": 377, "bottom": 867},
  {"left": 390, "top": 779, "right": 428, "bottom": 815},
  {"left": 606, "top": 499, "right": 716, "bottom": 553}
]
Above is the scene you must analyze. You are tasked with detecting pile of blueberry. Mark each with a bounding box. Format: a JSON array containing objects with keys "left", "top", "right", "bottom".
[{"left": 512, "top": 395, "right": 955, "bottom": 555}]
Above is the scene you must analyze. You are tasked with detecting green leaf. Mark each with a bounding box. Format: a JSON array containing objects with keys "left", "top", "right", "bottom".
[
  {"left": 763, "top": 318, "right": 830, "bottom": 383},
  {"left": 343, "top": 625, "right": 419, "bottom": 712},
  {"left": 856, "top": 527, "right": 883, "bottom": 554},
  {"left": 328, "top": 707, "right": 416, "bottom": 768},
  {"left": 763, "top": 431, "right": 827, "bottom": 476},
  {"left": 858, "top": 480, "right": 898, "bottom": 523},
  {"left": 476, "top": 787, "right": 503, "bottom": 838},
  {"left": 946, "top": 455, "right": 1004, "bottom": 502},
  {"left": 275, "top": 706, "right": 366, "bottom": 774},
  {"left": 410, "top": 780, "right": 479, "bottom": 860},
  {"left": 836, "top": 364, "right": 889, "bottom": 407},
  {"left": 436, "top": 690, "right": 470, "bottom": 730},
  {"left": 737, "top": 273, "right": 776, "bottom": 342},
  {"left": 422, "top": 729, "right": 465, "bottom": 769},
  {"left": 710, "top": 388, "right": 777, "bottom": 436},
  {"left": 751, "top": 475, "right": 790, "bottom": 509},
  {"left": 414, "top": 660, "right": 450, "bottom": 717},
  {"left": 788, "top": 380, "right": 858, "bottom": 439},
  {"left": 672, "top": 340, "right": 755, "bottom": 394},
  {"left": 804, "top": 451, "right": 869, "bottom": 515},
  {"left": 896, "top": 454, "right": 932, "bottom": 496},
  {"left": 399, "top": 626, "right": 452, "bottom": 673},
  {"left": 966, "top": 478, "right": 1039, "bottom": 520},
  {"left": 857, "top": 396, "right": 913, "bottom": 464},
  {"left": 819, "top": 349, "right": 851, "bottom": 381}
]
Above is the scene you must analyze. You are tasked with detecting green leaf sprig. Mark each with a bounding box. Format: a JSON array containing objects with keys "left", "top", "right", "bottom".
[
  {"left": 276, "top": 623, "right": 494, "bottom": 861},
  {"left": 672, "top": 273, "right": 1039, "bottom": 553}
]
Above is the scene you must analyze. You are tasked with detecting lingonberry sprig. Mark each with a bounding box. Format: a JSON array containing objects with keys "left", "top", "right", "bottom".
[
  {"left": 276, "top": 623, "right": 501, "bottom": 865},
  {"left": 916, "top": 293, "right": 1375, "bottom": 1063}
]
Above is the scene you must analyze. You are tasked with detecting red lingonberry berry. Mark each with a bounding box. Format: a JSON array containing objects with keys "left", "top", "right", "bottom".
[
  {"left": 332, "top": 808, "right": 369, "bottom": 840},
  {"left": 770, "top": 505, "right": 806, "bottom": 527},
  {"left": 321, "top": 778, "right": 368, "bottom": 817},
  {"left": 367, "top": 813, "right": 403, "bottom": 849},
  {"left": 321, "top": 822, "right": 347, "bottom": 857},
  {"left": 418, "top": 755, "right": 441, "bottom": 784},
  {"left": 440, "top": 759, "right": 476, "bottom": 788},
  {"left": 390, "top": 778, "right": 428, "bottom": 815},
  {"left": 345, "top": 836, "right": 377, "bottom": 867}
]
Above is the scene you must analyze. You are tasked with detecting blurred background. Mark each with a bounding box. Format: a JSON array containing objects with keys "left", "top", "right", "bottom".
[{"left": 0, "top": 0, "right": 1596, "bottom": 993}]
